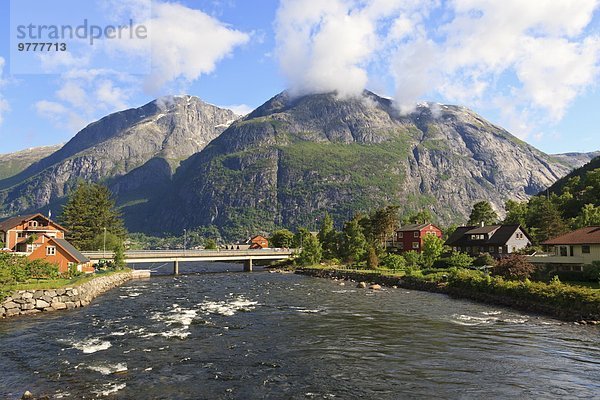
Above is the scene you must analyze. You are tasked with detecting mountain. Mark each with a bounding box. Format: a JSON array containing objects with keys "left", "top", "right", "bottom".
[
  {"left": 0, "top": 145, "right": 62, "bottom": 180},
  {"left": 0, "top": 96, "right": 238, "bottom": 217},
  {"left": 545, "top": 155, "right": 600, "bottom": 196},
  {"left": 138, "top": 91, "right": 571, "bottom": 236},
  {"left": 552, "top": 151, "right": 600, "bottom": 169}
]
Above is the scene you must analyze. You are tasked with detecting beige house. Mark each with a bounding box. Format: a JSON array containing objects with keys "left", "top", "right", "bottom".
[{"left": 530, "top": 226, "right": 600, "bottom": 269}]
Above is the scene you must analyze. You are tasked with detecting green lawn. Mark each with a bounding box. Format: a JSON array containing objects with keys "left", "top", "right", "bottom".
[{"left": 2, "top": 269, "right": 130, "bottom": 292}]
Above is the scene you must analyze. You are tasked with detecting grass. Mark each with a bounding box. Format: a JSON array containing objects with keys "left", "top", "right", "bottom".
[{"left": 2, "top": 269, "right": 130, "bottom": 292}]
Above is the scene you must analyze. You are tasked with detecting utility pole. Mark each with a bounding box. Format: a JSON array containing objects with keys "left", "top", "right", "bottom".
[
  {"left": 183, "top": 229, "right": 187, "bottom": 255},
  {"left": 103, "top": 227, "right": 107, "bottom": 258}
]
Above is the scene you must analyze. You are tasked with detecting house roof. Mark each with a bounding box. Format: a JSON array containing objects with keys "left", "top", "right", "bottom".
[
  {"left": 465, "top": 225, "right": 500, "bottom": 235},
  {"left": 445, "top": 225, "right": 530, "bottom": 247},
  {"left": 397, "top": 223, "right": 434, "bottom": 232},
  {"left": 0, "top": 214, "right": 38, "bottom": 232},
  {"left": 543, "top": 226, "right": 600, "bottom": 245},
  {"left": 0, "top": 213, "right": 67, "bottom": 232},
  {"left": 50, "top": 238, "right": 90, "bottom": 263}
]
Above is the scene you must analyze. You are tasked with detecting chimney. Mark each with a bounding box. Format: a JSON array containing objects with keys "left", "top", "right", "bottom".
[{"left": 480, "top": 221, "right": 485, "bottom": 227}]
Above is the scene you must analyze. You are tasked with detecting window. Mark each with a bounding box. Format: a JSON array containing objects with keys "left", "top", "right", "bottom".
[
  {"left": 413, "top": 232, "right": 419, "bottom": 238},
  {"left": 412, "top": 242, "right": 419, "bottom": 249},
  {"left": 398, "top": 232, "right": 403, "bottom": 239},
  {"left": 570, "top": 246, "right": 574, "bottom": 257},
  {"left": 559, "top": 246, "right": 568, "bottom": 256},
  {"left": 466, "top": 247, "right": 471, "bottom": 253},
  {"left": 498, "top": 247, "right": 503, "bottom": 254},
  {"left": 398, "top": 243, "right": 404, "bottom": 250},
  {"left": 489, "top": 246, "right": 495, "bottom": 253},
  {"left": 582, "top": 245, "right": 590, "bottom": 254},
  {"left": 46, "top": 246, "right": 56, "bottom": 256},
  {"left": 28, "top": 221, "right": 38, "bottom": 228}
]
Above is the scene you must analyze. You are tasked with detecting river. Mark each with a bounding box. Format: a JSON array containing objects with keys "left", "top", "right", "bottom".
[{"left": 1, "top": 263, "right": 599, "bottom": 399}]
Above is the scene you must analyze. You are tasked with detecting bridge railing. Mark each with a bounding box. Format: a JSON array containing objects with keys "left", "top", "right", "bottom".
[{"left": 82, "top": 248, "right": 297, "bottom": 258}]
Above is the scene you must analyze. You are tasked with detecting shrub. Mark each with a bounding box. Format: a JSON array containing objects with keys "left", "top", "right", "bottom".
[
  {"left": 493, "top": 254, "right": 536, "bottom": 281},
  {"left": 473, "top": 252, "right": 496, "bottom": 267},
  {"left": 403, "top": 251, "right": 422, "bottom": 269},
  {"left": 28, "top": 259, "right": 59, "bottom": 280},
  {"left": 447, "top": 252, "right": 474, "bottom": 269},
  {"left": 64, "top": 264, "right": 83, "bottom": 279},
  {"left": 380, "top": 253, "right": 406, "bottom": 270},
  {"left": 366, "top": 246, "right": 379, "bottom": 269},
  {"left": 583, "top": 261, "right": 600, "bottom": 282}
]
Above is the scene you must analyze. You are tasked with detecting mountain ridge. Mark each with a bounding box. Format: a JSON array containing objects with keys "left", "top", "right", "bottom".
[{"left": 0, "top": 90, "right": 590, "bottom": 238}]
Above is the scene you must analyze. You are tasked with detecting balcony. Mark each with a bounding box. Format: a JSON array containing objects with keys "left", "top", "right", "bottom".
[{"left": 527, "top": 254, "right": 586, "bottom": 265}]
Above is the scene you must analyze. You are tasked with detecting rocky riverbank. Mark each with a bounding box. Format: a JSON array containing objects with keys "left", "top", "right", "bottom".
[
  {"left": 296, "top": 267, "right": 600, "bottom": 324},
  {"left": 0, "top": 272, "right": 133, "bottom": 319}
]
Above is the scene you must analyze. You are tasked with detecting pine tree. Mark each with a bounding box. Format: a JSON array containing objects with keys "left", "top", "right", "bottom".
[
  {"left": 60, "top": 182, "right": 126, "bottom": 250},
  {"left": 468, "top": 201, "right": 498, "bottom": 225},
  {"left": 318, "top": 213, "right": 338, "bottom": 259},
  {"left": 341, "top": 218, "right": 368, "bottom": 263}
]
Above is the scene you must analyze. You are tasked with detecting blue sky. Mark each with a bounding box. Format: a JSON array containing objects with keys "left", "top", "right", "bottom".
[{"left": 0, "top": 0, "right": 599, "bottom": 155}]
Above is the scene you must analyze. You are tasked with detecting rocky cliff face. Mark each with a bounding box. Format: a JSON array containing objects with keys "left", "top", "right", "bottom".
[
  {"left": 144, "top": 91, "right": 571, "bottom": 235},
  {"left": 552, "top": 151, "right": 600, "bottom": 169},
  {"left": 0, "top": 145, "right": 62, "bottom": 180},
  {"left": 0, "top": 96, "right": 238, "bottom": 217}
]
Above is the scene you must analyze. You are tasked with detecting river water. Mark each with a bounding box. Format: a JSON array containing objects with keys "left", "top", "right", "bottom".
[{"left": 1, "top": 263, "right": 599, "bottom": 399}]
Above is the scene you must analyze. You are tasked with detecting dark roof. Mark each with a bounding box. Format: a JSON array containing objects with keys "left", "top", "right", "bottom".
[
  {"left": 0, "top": 214, "right": 38, "bottom": 232},
  {"left": 51, "top": 238, "right": 90, "bottom": 263},
  {"left": 0, "top": 213, "right": 67, "bottom": 232},
  {"left": 445, "top": 225, "right": 530, "bottom": 247},
  {"left": 466, "top": 225, "right": 501, "bottom": 235},
  {"left": 397, "top": 223, "right": 433, "bottom": 232},
  {"left": 543, "top": 226, "right": 600, "bottom": 245},
  {"left": 445, "top": 226, "right": 475, "bottom": 246}
]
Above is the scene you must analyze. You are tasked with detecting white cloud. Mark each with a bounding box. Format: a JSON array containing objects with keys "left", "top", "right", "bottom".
[
  {"left": 34, "top": 1, "right": 251, "bottom": 133},
  {"left": 36, "top": 69, "right": 136, "bottom": 132},
  {"left": 139, "top": 2, "right": 249, "bottom": 93},
  {"left": 274, "top": 0, "right": 600, "bottom": 138},
  {"left": 220, "top": 103, "right": 254, "bottom": 115},
  {"left": 275, "top": 1, "right": 377, "bottom": 97}
]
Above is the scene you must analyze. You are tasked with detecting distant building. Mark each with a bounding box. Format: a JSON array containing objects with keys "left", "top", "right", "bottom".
[
  {"left": 392, "top": 223, "right": 443, "bottom": 253},
  {"left": 27, "top": 235, "right": 94, "bottom": 273},
  {"left": 249, "top": 235, "right": 269, "bottom": 249},
  {"left": 445, "top": 224, "right": 531, "bottom": 257},
  {"left": 0, "top": 213, "right": 66, "bottom": 252},
  {"left": 232, "top": 235, "right": 270, "bottom": 250},
  {"left": 533, "top": 226, "right": 600, "bottom": 269}
]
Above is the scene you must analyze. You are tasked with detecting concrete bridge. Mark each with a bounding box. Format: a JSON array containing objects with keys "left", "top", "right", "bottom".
[{"left": 82, "top": 249, "right": 296, "bottom": 274}]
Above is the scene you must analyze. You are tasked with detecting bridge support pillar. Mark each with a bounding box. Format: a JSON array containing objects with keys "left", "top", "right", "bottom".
[
  {"left": 244, "top": 258, "right": 253, "bottom": 272},
  {"left": 174, "top": 260, "right": 179, "bottom": 275}
]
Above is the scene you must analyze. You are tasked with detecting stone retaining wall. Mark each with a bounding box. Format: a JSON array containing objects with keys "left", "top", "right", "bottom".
[{"left": 0, "top": 272, "right": 132, "bottom": 319}]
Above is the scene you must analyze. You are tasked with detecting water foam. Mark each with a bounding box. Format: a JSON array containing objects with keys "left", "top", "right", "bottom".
[
  {"left": 199, "top": 296, "right": 258, "bottom": 316},
  {"left": 93, "top": 383, "right": 126, "bottom": 396},
  {"left": 151, "top": 304, "right": 198, "bottom": 339},
  {"left": 70, "top": 338, "right": 112, "bottom": 354},
  {"left": 87, "top": 362, "right": 128, "bottom": 375}
]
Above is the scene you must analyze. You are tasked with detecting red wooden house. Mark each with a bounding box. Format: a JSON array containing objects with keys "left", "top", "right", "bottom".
[
  {"left": 249, "top": 235, "right": 269, "bottom": 249},
  {"left": 393, "top": 223, "right": 443, "bottom": 253},
  {"left": 0, "top": 213, "right": 66, "bottom": 252}
]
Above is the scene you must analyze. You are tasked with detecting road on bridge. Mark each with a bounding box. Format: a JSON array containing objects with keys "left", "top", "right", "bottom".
[{"left": 82, "top": 249, "right": 297, "bottom": 274}]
